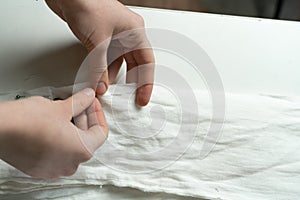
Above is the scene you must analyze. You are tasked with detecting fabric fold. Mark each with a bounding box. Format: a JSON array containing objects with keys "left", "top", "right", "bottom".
[{"left": 0, "top": 84, "right": 300, "bottom": 200}]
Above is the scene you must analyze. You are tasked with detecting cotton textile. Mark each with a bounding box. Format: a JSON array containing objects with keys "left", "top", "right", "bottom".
[{"left": 0, "top": 84, "right": 300, "bottom": 200}]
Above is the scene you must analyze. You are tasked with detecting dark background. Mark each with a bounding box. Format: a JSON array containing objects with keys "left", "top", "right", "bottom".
[{"left": 120, "top": 0, "right": 300, "bottom": 21}]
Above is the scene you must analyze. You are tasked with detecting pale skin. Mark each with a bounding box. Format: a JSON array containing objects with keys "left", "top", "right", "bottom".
[
  {"left": 0, "top": 0, "right": 155, "bottom": 179},
  {"left": 0, "top": 89, "right": 108, "bottom": 179}
]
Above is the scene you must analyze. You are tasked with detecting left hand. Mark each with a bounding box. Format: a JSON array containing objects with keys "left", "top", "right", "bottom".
[{"left": 0, "top": 88, "right": 108, "bottom": 179}]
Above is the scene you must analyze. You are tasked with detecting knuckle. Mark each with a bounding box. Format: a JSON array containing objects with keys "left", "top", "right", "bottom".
[
  {"left": 132, "top": 13, "right": 145, "bottom": 27},
  {"left": 79, "top": 100, "right": 86, "bottom": 111},
  {"left": 63, "top": 165, "right": 78, "bottom": 177},
  {"left": 77, "top": 147, "right": 93, "bottom": 162},
  {"left": 138, "top": 54, "right": 155, "bottom": 64},
  {"left": 81, "top": 152, "right": 92, "bottom": 163}
]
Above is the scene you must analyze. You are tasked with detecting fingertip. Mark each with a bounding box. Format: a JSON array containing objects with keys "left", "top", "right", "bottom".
[
  {"left": 136, "top": 95, "right": 149, "bottom": 106},
  {"left": 136, "top": 85, "right": 152, "bottom": 106},
  {"left": 96, "top": 82, "right": 107, "bottom": 95}
]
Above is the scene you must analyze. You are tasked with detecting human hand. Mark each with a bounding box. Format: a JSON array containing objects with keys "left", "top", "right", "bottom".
[
  {"left": 0, "top": 88, "right": 108, "bottom": 179},
  {"left": 46, "top": 0, "right": 155, "bottom": 106}
]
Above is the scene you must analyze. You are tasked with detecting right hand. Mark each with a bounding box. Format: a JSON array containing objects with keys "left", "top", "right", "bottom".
[{"left": 46, "top": 0, "right": 155, "bottom": 106}]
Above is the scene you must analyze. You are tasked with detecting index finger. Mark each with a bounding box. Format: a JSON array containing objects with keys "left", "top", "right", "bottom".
[
  {"left": 77, "top": 98, "right": 108, "bottom": 155},
  {"left": 133, "top": 47, "right": 155, "bottom": 106}
]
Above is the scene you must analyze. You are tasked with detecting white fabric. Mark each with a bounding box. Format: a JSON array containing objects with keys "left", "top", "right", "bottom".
[{"left": 0, "top": 84, "right": 300, "bottom": 200}]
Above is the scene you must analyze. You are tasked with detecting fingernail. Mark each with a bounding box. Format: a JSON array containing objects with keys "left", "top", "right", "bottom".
[
  {"left": 136, "top": 95, "right": 148, "bottom": 107},
  {"left": 97, "top": 82, "right": 107, "bottom": 94},
  {"left": 83, "top": 88, "right": 95, "bottom": 97}
]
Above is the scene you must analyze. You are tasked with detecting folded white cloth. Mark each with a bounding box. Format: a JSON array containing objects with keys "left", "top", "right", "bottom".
[{"left": 0, "top": 84, "right": 300, "bottom": 200}]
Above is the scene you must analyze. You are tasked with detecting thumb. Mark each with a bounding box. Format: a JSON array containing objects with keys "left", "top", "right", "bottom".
[
  {"left": 65, "top": 88, "right": 95, "bottom": 117},
  {"left": 95, "top": 69, "right": 109, "bottom": 95}
]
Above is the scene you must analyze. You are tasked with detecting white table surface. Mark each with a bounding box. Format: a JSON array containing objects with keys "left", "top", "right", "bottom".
[
  {"left": 0, "top": 1, "right": 300, "bottom": 199},
  {"left": 1, "top": 0, "right": 300, "bottom": 96}
]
